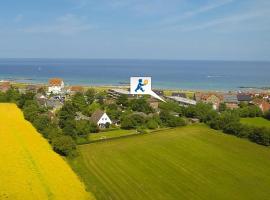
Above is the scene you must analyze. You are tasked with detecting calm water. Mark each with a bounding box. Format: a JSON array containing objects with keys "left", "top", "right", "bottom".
[{"left": 0, "top": 58, "right": 269, "bottom": 91}]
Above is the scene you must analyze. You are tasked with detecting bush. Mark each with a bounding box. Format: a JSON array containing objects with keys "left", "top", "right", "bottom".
[
  {"left": 264, "top": 111, "right": 270, "bottom": 120},
  {"left": 146, "top": 119, "right": 159, "bottom": 129},
  {"left": 51, "top": 136, "right": 77, "bottom": 156}
]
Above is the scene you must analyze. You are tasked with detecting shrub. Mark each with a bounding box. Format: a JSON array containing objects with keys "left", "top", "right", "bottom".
[
  {"left": 146, "top": 119, "right": 159, "bottom": 129},
  {"left": 52, "top": 136, "right": 77, "bottom": 157}
]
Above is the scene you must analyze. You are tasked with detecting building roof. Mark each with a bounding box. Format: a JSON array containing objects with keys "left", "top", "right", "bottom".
[
  {"left": 70, "top": 86, "right": 83, "bottom": 93},
  {"left": 172, "top": 92, "right": 187, "bottom": 98},
  {"left": 90, "top": 110, "right": 105, "bottom": 123},
  {"left": 109, "top": 88, "right": 130, "bottom": 95},
  {"left": 194, "top": 92, "right": 223, "bottom": 102},
  {"left": 49, "top": 78, "right": 63, "bottom": 86},
  {"left": 167, "top": 96, "right": 197, "bottom": 105},
  {"left": 224, "top": 94, "right": 239, "bottom": 103},
  {"left": 0, "top": 82, "right": 11, "bottom": 92},
  {"left": 253, "top": 99, "right": 270, "bottom": 112},
  {"left": 237, "top": 93, "right": 252, "bottom": 101}
]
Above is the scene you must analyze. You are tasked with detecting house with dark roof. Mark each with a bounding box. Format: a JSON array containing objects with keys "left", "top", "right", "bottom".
[
  {"left": 153, "top": 90, "right": 164, "bottom": 96},
  {"left": 90, "top": 110, "right": 112, "bottom": 128},
  {"left": 237, "top": 93, "right": 252, "bottom": 102},
  {"left": 224, "top": 94, "right": 239, "bottom": 109},
  {"left": 172, "top": 92, "right": 187, "bottom": 98}
]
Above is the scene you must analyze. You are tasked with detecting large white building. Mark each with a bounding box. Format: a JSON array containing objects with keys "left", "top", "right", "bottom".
[{"left": 48, "top": 78, "right": 64, "bottom": 94}]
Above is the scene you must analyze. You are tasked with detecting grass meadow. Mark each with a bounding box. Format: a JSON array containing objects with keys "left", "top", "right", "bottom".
[
  {"left": 241, "top": 117, "right": 270, "bottom": 128},
  {"left": 69, "top": 124, "right": 270, "bottom": 200}
]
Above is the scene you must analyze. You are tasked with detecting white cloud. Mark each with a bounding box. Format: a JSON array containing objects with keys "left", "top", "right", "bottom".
[
  {"left": 172, "top": 10, "right": 270, "bottom": 32},
  {"left": 160, "top": 0, "right": 234, "bottom": 25},
  {"left": 21, "top": 14, "right": 93, "bottom": 35}
]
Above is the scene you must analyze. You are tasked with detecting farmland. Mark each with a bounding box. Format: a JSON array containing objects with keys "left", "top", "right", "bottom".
[
  {"left": 69, "top": 124, "right": 270, "bottom": 200},
  {"left": 0, "top": 104, "right": 94, "bottom": 200},
  {"left": 241, "top": 117, "right": 270, "bottom": 128}
]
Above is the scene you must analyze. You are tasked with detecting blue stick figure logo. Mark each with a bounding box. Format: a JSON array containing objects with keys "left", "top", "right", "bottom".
[{"left": 135, "top": 78, "right": 148, "bottom": 93}]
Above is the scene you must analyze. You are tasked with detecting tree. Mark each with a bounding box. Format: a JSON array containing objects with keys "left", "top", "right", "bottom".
[
  {"left": 72, "top": 92, "right": 87, "bottom": 112},
  {"left": 76, "top": 120, "right": 91, "bottom": 137},
  {"left": 116, "top": 94, "right": 129, "bottom": 107},
  {"left": 86, "top": 102, "right": 101, "bottom": 116},
  {"left": 264, "top": 111, "right": 270, "bottom": 120},
  {"left": 129, "top": 98, "right": 153, "bottom": 114},
  {"left": 33, "top": 115, "right": 50, "bottom": 133},
  {"left": 58, "top": 102, "right": 76, "bottom": 128},
  {"left": 85, "top": 88, "right": 96, "bottom": 104},
  {"left": 159, "top": 101, "right": 182, "bottom": 114},
  {"left": 106, "top": 103, "right": 121, "bottom": 121},
  {"left": 121, "top": 116, "right": 136, "bottom": 129},
  {"left": 52, "top": 136, "right": 76, "bottom": 156},
  {"left": 146, "top": 119, "right": 159, "bottom": 129},
  {"left": 160, "top": 110, "right": 186, "bottom": 127},
  {"left": 219, "top": 103, "right": 227, "bottom": 112},
  {"left": 62, "top": 120, "right": 77, "bottom": 138}
]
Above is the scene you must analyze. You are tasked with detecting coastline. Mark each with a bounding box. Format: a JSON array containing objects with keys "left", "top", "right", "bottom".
[{"left": 5, "top": 80, "right": 270, "bottom": 96}]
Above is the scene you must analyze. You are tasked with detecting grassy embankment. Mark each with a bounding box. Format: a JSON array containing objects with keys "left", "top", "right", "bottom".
[
  {"left": 69, "top": 124, "right": 270, "bottom": 200},
  {"left": 241, "top": 117, "right": 270, "bottom": 128},
  {"left": 0, "top": 103, "right": 94, "bottom": 200}
]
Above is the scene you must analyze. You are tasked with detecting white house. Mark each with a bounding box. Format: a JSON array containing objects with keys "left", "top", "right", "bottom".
[
  {"left": 90, "top": 110, "right": 112, "bottom": 128},
  {"left": 48, "top": 78, "right": 64, "bottom": 94}
]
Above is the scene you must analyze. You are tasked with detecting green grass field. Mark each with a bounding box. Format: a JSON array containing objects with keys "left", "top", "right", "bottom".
[
  {"left": 69, "top": 124, "right": 270, "bottom": 200},
  {"left": 88, "top": 129, "right": 138, "bottom": 142},
  {"left": 241, "top": 117, "right": 270, "bottom": 128}
]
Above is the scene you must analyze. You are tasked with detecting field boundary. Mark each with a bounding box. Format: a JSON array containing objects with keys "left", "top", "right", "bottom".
[{"left": 79, "top": 128, "right": 174, "bottom": 145}]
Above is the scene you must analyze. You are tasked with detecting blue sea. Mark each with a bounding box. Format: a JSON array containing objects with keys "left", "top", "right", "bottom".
[{"left": 0, "top": 58, "right": 269, "bottom": 91}]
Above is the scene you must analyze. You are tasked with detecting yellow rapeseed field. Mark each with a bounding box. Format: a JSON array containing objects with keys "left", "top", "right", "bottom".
[{"left": 0, "top": 103, "right": 94, "bottom": 200}]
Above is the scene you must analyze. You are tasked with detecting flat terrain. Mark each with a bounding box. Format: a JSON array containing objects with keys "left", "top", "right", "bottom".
[
  {"left": 241, "top": 117, "right": 270, "bottom": 128},
  {"left": 69, "top": 124, "right": 270, "bottom": 200},
  {"left": 0, "top": 104, "right": 93, "bottom": 200},
  {"left": 88, "top": 129, "right": 138, "bottom": 142}
]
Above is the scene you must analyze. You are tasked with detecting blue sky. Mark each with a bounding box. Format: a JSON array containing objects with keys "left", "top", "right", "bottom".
[{"left": 0, "top": 0, "right": 269, "bottom": 60}]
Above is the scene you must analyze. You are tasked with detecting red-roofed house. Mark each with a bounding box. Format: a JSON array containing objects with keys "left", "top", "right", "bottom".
[
  {"left": 252, "top": 99, "right": 270, "bottom": 113},
  {"left": 0, "top": 82, "right": 11, "bottom": 92},
  {"left": 48, "top": 78, "right": 64, "bottom": 94}
]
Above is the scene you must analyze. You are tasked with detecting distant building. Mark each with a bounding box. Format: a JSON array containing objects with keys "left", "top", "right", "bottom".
[
  {"left": 0, "top": 81, "right": 11, "bottom": 92},
  {"left": 172, "top": 92, "right": 187, "bottom": 98},
  {"left": 90, "top": 110, "right": 112, "bottom": 128},
  {"left": 237, "top": 93, "right": 252, "bottom": 102},
  {"left": 223, "top": 94, "right": 239, "bottom": 109},
  {"left": 167, "top": 96, "right": 196, "bottom": 106},
  {"left": 147, "top": 98, "right": 160, "bottom": 110},
  {"left": 35, "top": 93, "right": 47, "bottom": 106},
  {"left": 48, "top": 78, "right": 64, "bottom": 94},
  {"left": 153, "top": 90, "right": 164, "bottom": 96},
  {"left": 252, "top": 99, "right": 270, "bottom": 113},
  {"left": 108, "top": 88, "right": 131, "bottom": 99},
  {"left": 26, "top": 85, "right": 38, "bottom": 93},
  {"left": 69, "top": 86, "right": 84, "bottom": 95},
  {"left": 45, "top": 99, "right": 63, "bottom": 112},
  {"left": 195, "top": 92, "right": 223, "bottom": 110}
]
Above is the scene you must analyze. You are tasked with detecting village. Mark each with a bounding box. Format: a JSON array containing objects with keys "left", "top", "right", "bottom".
[
  {"left": 1, "top": 77, "right": 270, "bottom": 156},
  {"left": 1, "top": 78, "right": 270, "bottom": 123}
]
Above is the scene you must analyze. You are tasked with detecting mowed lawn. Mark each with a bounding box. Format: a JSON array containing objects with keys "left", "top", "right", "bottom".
[
  {"left": 241, "top": 117, "right": 270, "bottom": 128},
  {"left": 0, "top": 104, "right": 93, "bottom": 200},
  {"left": 69, "top": 124, "right": 270, "bottom": 200}
]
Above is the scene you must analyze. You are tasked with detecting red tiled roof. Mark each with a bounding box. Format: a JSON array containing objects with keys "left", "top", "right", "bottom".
[
  {"left": 70, "top": 86, "right": 83, "bottom": 92},
  {"left": 49, "top": 78, "right": 63, "bottom": 86}
]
